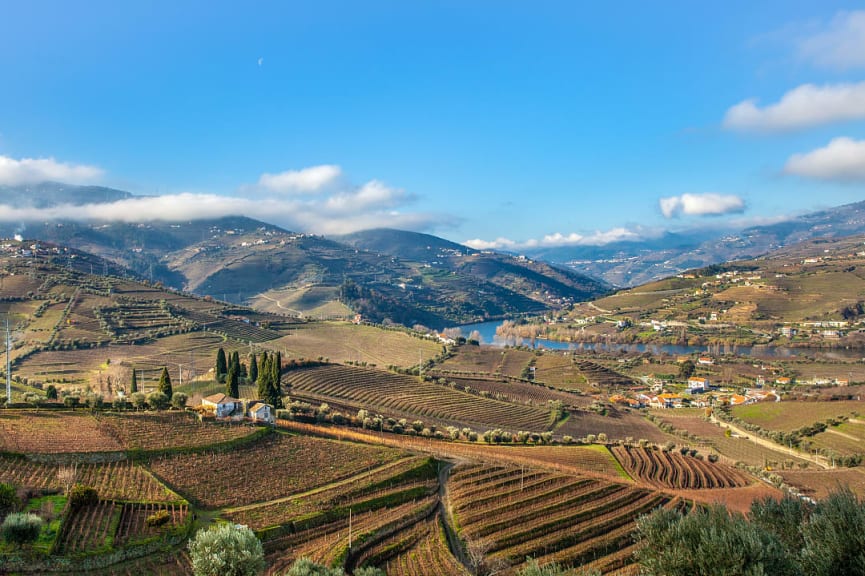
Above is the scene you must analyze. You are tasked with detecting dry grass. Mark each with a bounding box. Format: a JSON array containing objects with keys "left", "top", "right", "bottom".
[{"left": 269, "top": 322, "right": 441, "bottom": 368}]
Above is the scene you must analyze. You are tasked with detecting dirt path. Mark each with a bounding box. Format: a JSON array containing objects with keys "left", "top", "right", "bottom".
[
  {"left": 825, "top": 427, "right": 860, "bottom": 442},
  {"left": 437, "top": 459, "right": 471, "bottom": 573},
  {"left": 710, "top": 416, "right": 830, "bottom": 469},
  {"left": 257, "top": 293, "right": 303, "bottom": 317}
]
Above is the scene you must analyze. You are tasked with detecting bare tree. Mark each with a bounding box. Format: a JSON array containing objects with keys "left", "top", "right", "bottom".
[
  {"left": 57, "top": 464, "right": 77, "bottom": 495},
  {"left": 465, "top": 537, "right": 508, "bottom": 576}
]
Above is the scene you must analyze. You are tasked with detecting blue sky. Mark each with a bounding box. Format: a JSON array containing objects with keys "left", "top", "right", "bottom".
[{"left": 1, "top": 1, "right": 865, "bottom": 248}]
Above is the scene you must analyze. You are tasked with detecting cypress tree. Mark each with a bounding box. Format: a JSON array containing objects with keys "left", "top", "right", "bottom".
[
  {"left": 226, "top": 364, "right": 239, "bottom": 399},
  {"left": 248, "top": 353, "right": 258, "bottom": 382},
  {"left": 158, "top": 367, "right": 173, "bottom": 399},
  {"left": 230, "top": 351, "right": 240, "bottom": 373},
  {"left": 268, "top": 353, "right": 283, "bottom": 409},
  {"left": 130, "top": 369, "right": 138, "bottom": 393},
  {"left": 215, "top": 348, "right": 227, "bottom": 382},
  {"left": 257, "top": 352, "right": 269, "bottom": 401}
]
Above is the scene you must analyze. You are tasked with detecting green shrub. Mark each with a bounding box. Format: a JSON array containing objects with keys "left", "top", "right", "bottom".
[
  {"left": 0, "top": 482, "right": 19, "bottom": 516},
  {"left": 188, "top": 523, "right": 264, "bottom": 576},
  {"left": 145, "top": 509, "right": 171, "bottom": 527},
  {"left": 68, "top": 484, "right": 98, "bottom": 510},
  {"left": 2, "top": 512, "right": 43, "bottom": 547}
]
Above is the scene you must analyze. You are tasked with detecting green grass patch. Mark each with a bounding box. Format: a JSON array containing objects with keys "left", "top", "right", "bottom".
[{"left": 583, "top": 444, "right": 632, "bottom": 481}]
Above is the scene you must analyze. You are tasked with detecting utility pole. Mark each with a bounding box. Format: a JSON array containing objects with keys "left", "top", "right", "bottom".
[{"left": 6, "top": 318, "right": 11, "bottom": 405}]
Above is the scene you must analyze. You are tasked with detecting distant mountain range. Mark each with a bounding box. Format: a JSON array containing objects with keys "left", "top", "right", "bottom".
[
  {"left": 521, "top": 200, "right": 865, "bottom": 286},
  {"left": 0, "top": 183, "right": 610, "bottom": 327}
]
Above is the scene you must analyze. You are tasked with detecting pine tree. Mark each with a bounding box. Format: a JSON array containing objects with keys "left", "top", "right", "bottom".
[
  {"left": 130, "top": 369, "right": 138, "bottom": 394},
  {"left": 248, "top": 353, "right": 258, "bottom": 382},
  {"left": 215, "top": 348, "right": 227, "bottom": 382},
  {"left": 226, "top": 364, "right": 239, "bottom": 399},
  {"left": 158, "top": 367, "right": 172, "bottom": 399}
]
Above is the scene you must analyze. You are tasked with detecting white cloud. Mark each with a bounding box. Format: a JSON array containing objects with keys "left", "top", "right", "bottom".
[
  {"left": 0, "top": 164, "right": 453, "bottom": 235},
  {"left": 463, "top": 237, "right": 519, "bottom": 250},
  {"left": 798, "top": 11, "right": 865, "bottom": 70},
  {"left": 324, "top": 180, "right": 410, "bottom": 214},
  {"left": 0, "top": 155, "right": 103, "bottom": 186},
  {"left": 784, "top": 137, "right": 865, "bottom": 181},
  {"left": 659, "top": 193, "right": 745, "bottom": 218},
  {"left": 723, "top": 82, "right": 865, "bottom": 132},
  {"left": 463, "top": 227, "right": 652, "bottom": 251},
  {"left": 257, "top": 164, "right": 342, "bottom": 194}
]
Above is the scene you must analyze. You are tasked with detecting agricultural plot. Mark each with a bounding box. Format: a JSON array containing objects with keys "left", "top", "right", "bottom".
[
  {"left": 610, "top": 445, "right": 751, "bottom": 490},
  {"left": 148, "top": 432, "right": 405, "bottom": 508},
  {"left": 18, "top": 331, "right": 230, "bottom": 390},
  {"left": 355, "top": 514, "right": 468, "bottom": 576},
  {"left": 650, "top": 410, "right": 811, "bottom": 468},
  {"left": 55, "top": 500, "right": 189, "bottom": 555},
  {"left": 574, "top": 360, "right": 638, "bottom": 389},
  {"left": 0, "top": 411, "right": 122, "bottom": 454},
  {"left": 779, "top": 468, "right": 865, "bottom": 500},
  {"left": 99, "top": 412, "right": 262, "bottom": 452},
  {"left": 275, "top": 420, "right": 629, "bottom": 479},
  {"left": 114, "top": 502, "right": 190, "bottom": 546},
  {"left": 499, "top": 349, "right": 534, "bottom": 379},
  {"left": 270, "top": 322, "right": 442, "bottom": 368},
  {"left": 556, "top": 410, "right": 677, "bottom": 445},
  {"left": 286, "top": 364, "right": 554, "bottom": 431},
  {"left": 429, "top": 375, "right": 586, "bottom": 408},
  {"left": 225, "top": 456, "right": 436, "bottom": 530},
  {"left": 0, "top": 457, "right": 180, "bottom": 502},
  {"left": 264, "top": 496, "right": 438, "bottom": 574},
  {"left": 534, "top": 353, "right": 589, "bottom": 391},
  {"left": 0, "top": 273, "right": 42, "bottom": 298},
  {"left": 54, "top": 500, "right": 120, "bottom": 555},
  {"left": 437, "top": 346, "right": 509, "bottom": 374},
  {"left": 449, "top": 463, "right": 677, "bottom": 573},
  {"left": 732, "top": 401, "right": 863, "bottom": 433}
]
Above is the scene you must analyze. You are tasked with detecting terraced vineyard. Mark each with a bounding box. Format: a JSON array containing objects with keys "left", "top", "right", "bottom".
[
  {"left": 0, "top": 411, "right": 122, "bottom": 454},
  {"left": 98, "top": 412, "right": 262, "bottom": 451},
  {"left": 55, "top": 500, "right": 190, "bottom": 555},
  {"left": 428, "top": 374, "right": 585, "bottom": 408},
  {"left": 149, "top": 431, "right": 404, "bottom": 508},
  {"left": 54, "top": 500, "right": 120, "bottom": 555},
  {"left": 285, "top": 364, "right": 554, "bottom": 431},
  {"left": 225, "top": 456, "right": 437, "bottom": 530},
  {"left": 449, "top": 463, "right": 678, "bottom": 573},
  {"left": 264, "top": 495, "right": 438, "bottom": 574},
  {"left": 114, "top": 502, "right": 190, "bottom": 546},
  {"left": 354, "top": 514, "right": 468, "bottom": 576},
  {"left": 534, "top": 353, "right": 588, "bottom": 391},
  {"left": 610, "top": 445, "right": 751, "bottom": 490},
  {"left": 0, "top": 457, "right": 180, "bottom": 502},
  {"left": 574, "top": 360, "right": 638, "bottom": 389}
]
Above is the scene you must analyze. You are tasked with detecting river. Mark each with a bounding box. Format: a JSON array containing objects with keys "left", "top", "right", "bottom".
[{"left": 451, "top": 320, "right": 865, "bottom": 360}]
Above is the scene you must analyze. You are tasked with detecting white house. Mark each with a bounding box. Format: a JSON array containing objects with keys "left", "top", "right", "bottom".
[
  {"left": 687, "top": 376, "right": 709, "bottom": 393},
  {"left": 201, "top": 393, "right": 242, "bottom": 418},
  {"left": 246, "top": 400, "right": 274, "bottom": 424}
]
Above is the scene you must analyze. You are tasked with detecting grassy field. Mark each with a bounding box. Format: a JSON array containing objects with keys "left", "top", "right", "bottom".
[{"left": 732, "top": 401, "right": 864, "bottom": 432}]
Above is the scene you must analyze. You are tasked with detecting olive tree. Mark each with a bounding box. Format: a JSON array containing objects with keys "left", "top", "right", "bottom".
[
  {"left": 2, "top": 513, "right": 43, "bottom": 547},
  {"left": 188, "top": 523, "right": 264, "bottom": 576}
]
